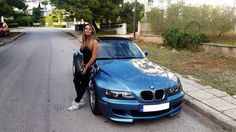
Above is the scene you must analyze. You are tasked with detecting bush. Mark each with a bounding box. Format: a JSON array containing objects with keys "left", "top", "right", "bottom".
[
  {"left": 16, "top": 16, "right": 33, "bottom": 26},
  {"left": 162, "top": 28, "right": 208, "bottom": 50},
  {"left": 162, "top": 28, "right": 189, "bottom": 49},
  {"left": 39, "top": 18, "right": 45, "bottom": 26},
  {"left": 7, "top": 23, "right": 19, "bottom": 28},
  {"left": 53, "top": 25, "right": 66, "bottom": 28}
]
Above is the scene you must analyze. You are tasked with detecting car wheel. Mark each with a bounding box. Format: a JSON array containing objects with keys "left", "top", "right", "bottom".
[{"left": 88, "top": 81, "right": 101, "bottom": 115}]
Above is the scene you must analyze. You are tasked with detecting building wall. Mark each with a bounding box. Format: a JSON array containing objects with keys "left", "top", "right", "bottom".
[{"left": 25, "top": 0, "right": 53, "bottom": 17}]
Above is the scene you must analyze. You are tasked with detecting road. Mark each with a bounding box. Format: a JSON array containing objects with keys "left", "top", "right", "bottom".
[{"left": 0, "top": 28, "right": 228, "bottom": 132}]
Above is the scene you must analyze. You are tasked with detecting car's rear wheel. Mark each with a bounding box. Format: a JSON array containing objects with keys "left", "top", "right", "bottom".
[{"left": 88, "top": 81, "right": 101, "bottom": 115}]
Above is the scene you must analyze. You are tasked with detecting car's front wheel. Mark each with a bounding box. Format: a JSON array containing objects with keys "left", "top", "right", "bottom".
[{"left": 88, "top": 81, "right": 101, "bottom": 115}]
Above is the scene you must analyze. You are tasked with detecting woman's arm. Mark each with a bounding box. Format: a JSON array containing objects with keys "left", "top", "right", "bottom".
[{"left": 82, "top": 40, "right": 99, "bottom": 74}]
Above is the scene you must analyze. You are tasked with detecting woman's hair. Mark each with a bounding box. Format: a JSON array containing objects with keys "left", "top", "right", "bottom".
[{"left": 81, "top": 24, "right": 98, "bottom": 50}]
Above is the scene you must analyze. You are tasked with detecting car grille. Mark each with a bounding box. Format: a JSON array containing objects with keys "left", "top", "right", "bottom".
[
  {"left": 140, "top": 89, "right": 165, "bottom": 100},
  {"left": 155, "top": 89, "right": 165, "bottom": 100},
  {"left": 140, "top": 90, "right": 153, "bottom": 100}
]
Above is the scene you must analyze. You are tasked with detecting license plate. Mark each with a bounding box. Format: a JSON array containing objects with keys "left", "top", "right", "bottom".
[{"left": 140, "top": 102, "right": 170, "bottom": 112}]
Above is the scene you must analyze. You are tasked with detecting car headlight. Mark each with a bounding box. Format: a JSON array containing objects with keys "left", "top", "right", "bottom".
[
  {"left": 105, "top": 90, "right": 135, "bottom": 100},
  {"left": 169, "top": 84, "right": 183, "bottom": 96}
]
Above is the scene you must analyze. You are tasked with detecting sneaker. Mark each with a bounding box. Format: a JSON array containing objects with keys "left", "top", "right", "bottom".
[{"left": 67, "top": 99, "right": 85, "bottom": 111}]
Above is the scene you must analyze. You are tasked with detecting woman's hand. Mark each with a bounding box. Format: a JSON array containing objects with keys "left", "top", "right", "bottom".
[{"left": 82, "top": 65, "right": 88, "bottom": 75}]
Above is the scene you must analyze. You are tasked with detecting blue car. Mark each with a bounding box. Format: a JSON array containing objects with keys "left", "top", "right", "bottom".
[{"left": 72, "top": 37, "right": 184, "bottom": 122}]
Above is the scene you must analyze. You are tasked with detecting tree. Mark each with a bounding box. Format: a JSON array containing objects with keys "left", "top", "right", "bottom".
[
  {"left": 120, "top": 2, "right": 144, "bottom": 32},
  {"left": 0, "top": 1, "right": 13, "bottom": 17},
  {"left": 52, "top": 9, "right": 64, "bottom": 24},
  {"left": 41, "top": 0, "right": 49, "bottom": 9},
  {"left": 32, "top": 3, "right": 43, "bottom": 23},
  {"left": 147, "top": 8, "right": 165, "bottom": 34},
  {"left": 0, "top": 0, "right": 27, "bottom": 17},
  {"left": 148, "top": 2, "right": 236, "bottom": 36},
  {"left": 50, "top": 0, "right": 124, "bottom": 29}
]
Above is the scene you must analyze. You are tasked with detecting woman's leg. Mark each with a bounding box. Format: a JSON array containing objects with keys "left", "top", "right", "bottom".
[
  {"left": 74, "top": 70, "right": 91, "bottom": 103},
  {"left": 68, "top": 71, "right": 90, "bottom": 111}
]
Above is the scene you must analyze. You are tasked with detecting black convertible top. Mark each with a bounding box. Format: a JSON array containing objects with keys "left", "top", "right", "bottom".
[{"left": 98, "top": 36, "right": 132, "bottom": 41}]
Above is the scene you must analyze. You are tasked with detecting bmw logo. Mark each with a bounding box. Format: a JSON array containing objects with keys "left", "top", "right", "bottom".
[{"left": 149, "top": 86, "right": 154, "bottom": 90}]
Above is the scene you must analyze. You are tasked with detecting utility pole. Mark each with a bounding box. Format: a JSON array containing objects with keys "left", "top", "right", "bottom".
[{"left": 133, "top": 0, "right": 137, "bottom": 39}]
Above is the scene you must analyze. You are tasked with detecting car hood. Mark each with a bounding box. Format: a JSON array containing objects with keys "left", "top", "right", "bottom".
[{"left": 96, "top": 59, "right": 174, "bottom": 91}]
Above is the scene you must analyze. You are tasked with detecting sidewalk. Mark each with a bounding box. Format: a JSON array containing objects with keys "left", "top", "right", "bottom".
[
  {"left": 178, "top": 74, "right": 236, "bottom": 132},
  {"left": 67, "top": 30, "right": 236, "bottom": 131}
]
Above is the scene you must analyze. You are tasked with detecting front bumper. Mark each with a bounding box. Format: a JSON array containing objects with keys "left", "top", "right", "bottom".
[{"left": 98, "top": 91, "right": 184, "bottom": 122}]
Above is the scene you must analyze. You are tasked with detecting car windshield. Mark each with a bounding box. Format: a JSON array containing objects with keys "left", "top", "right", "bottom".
[{"left": 97, "top": 40, "right": 145, "bottom": 60}]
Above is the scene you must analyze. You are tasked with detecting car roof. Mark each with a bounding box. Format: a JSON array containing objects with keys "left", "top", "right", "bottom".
[{"left": 98, "top": 36, "right": 132, "bottom": 41}]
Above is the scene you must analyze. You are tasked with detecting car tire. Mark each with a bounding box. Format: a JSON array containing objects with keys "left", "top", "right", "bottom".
[{"left": 88, "top": 81, "right": 101, "bottom": 115}]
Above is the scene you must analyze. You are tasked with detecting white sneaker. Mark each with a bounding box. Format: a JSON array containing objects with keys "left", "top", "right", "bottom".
[{"left": 67, "top": 99, "right": 85, "bottom": 111}]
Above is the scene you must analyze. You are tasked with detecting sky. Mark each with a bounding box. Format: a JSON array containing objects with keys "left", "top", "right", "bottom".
[
  {"left": 128, "top": 0, "right": 235, "bottom": 7},
  {"left": 185, "top": 0, "right": 234, "bottom": 7}
]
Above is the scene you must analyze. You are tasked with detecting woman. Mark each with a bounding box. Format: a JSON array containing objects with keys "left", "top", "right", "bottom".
[{"left": 68, "top": 24, "right": 99, "bottom": 111}]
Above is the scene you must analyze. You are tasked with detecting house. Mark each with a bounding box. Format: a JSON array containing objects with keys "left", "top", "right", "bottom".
[{"left": 25, "top": 0, "right": 53, "bottom": 17}]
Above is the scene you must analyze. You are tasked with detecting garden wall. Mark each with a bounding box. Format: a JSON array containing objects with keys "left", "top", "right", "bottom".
[{"left": 203, "top": 43, "right": 236, "bottom": 58}]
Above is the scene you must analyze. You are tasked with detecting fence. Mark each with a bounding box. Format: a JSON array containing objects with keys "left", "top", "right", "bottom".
[{"left": 208, "top": 36, "right": 236, "bottom": 46}]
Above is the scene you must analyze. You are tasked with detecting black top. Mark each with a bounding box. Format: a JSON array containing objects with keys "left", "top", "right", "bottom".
[{"left": 80, "top": 47, "right": 92, "bottom": 64}]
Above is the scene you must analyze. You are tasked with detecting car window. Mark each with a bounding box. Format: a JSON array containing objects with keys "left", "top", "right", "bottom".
[{"left": 97, "top": 40, "right": 144, "bottom": 59}]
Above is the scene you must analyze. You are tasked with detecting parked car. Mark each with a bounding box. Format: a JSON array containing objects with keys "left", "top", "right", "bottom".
[
  {"left": 72, "top": 37, "right": 185, "bottom": 122},
  {"left": 0, "top": 22, "right": 10, "bottom": 37}
]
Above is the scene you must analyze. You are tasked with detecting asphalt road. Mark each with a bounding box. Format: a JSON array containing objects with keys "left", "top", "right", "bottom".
[{"left": 0, "top": 28, "right": 228, "bottom": 132}]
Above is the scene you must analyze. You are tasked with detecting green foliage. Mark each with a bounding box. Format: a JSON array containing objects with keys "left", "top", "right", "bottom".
[
  {"left": 39, "top": 18, "right": 45, "bottom": 26},
  {"left": 53, "top": 25, "right": 66, "bottom": 28},
  {"left": 147, "top": 8, "right": 164, "bottom": 33},
  {"left": 45, "top": 14, "right": 53, "bottom": 26},
  {"left": 6, "top": 0, "right": 27, "bottom": 10},
  {"left": 41, "top": 0, "right": 49, "bottom": 7},
  {"left": 32, "top": 7, "right": 43, "bottom": 23},
  {"left": 16, "top": 16, "right": 33, "bottom": 26},
  {"left": 50, "top": 0, "right": 143, "bottom": 30},
  {"left": 120, "top": 2, "right": 144, "bottom": 33},
  {"left": 51, "top": 0, "right": 123, "bottom": 24},
  {"left": 7, "top": 23, "right": 19, "bottom": 28},
  {"left": 0, "top": 0, "right": 27, "bottom": 17},
  {"left": 0, "top": 1, "right": 13, "bottom": 17},
  {"left": 45, "top": 9, "right": 66, "bottom": 27},
  {"left": 162, "top": 28, "right": 208, "bottom": 50},
  {"left": 148, "top": 2, "right": 236, "bottom": 37}
]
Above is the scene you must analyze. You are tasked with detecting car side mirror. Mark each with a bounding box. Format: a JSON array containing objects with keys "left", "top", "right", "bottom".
[{"left": 144, "top": 51, "right": 148, "bottom": 57}]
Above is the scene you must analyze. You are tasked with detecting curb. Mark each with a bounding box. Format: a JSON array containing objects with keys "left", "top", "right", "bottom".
[
  {"left": 184, "top": 94, "right": 236, "bottom": 132},
  {"left": 11, "top": 32, "right": 25, "bottom": 41},
  {"left": 0, "top": 32, "right": 25, "bottom": 46},
  {"left": 65, "top": 31, "right": 82, "bottom": 42},
  {"left": 66, "top": 31, "right": 77, "bottom": 38}
]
